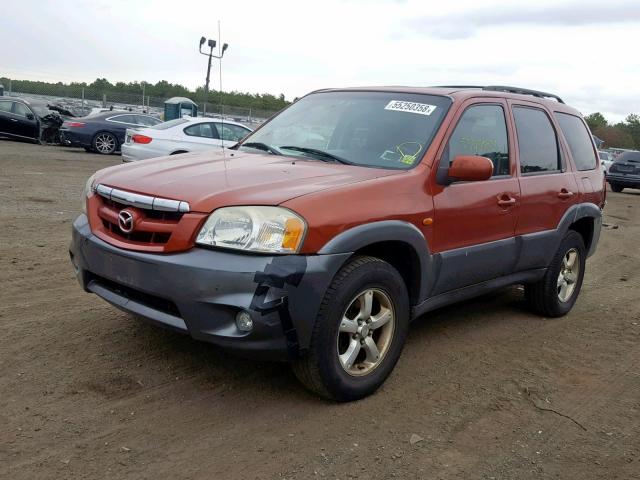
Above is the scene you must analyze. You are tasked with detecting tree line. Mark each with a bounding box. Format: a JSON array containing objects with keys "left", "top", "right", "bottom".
[
  {"left": 0, "top": 77, "right": 290, "bottom": 112},
  {"left": 585, "top": 112, "right": 640, "bottom": 150}
]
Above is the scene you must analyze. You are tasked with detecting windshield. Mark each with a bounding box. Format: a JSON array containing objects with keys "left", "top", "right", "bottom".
[
  {"left": 240, "top": 91, "right": 451, "bottom": 169},
  {"left": 151, "top": 118, "right": 189, "bottom": 130}
]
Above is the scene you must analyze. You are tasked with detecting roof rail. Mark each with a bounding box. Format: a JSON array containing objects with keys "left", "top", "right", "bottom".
[{"left": 483, "top": 85, "right": 565, "bottom": 104}]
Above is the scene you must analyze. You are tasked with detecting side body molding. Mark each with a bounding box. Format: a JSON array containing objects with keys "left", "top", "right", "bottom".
[{"left": 318, "top": 220, "right": 435, "bottom": 302}]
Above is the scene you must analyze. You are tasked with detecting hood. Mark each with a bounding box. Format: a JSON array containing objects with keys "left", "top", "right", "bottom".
[{"left": 95, "top": 150, "right": 402, "bottom": 213}]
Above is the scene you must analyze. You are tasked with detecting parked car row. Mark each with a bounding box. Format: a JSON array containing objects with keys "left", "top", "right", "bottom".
[{"left": 1, "top": 94, "right": 253, "bottom": 161}]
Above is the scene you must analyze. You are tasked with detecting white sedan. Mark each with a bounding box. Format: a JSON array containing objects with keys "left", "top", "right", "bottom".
[{"left": 121, "top": 117, "right": 252, "bottom": 162}]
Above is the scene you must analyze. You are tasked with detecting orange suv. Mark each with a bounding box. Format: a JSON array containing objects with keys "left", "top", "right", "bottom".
[{"left": 70, "top": 85, "right": 605, "bottom": 401}]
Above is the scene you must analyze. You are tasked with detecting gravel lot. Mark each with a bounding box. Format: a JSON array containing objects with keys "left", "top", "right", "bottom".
[{"left": 1, "top": 140, "right": 639, "bottom": 480}]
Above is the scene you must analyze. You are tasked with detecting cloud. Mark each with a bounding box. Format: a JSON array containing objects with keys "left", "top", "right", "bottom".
[{"left": 407, "top": 1, "right": 640, "bottom": 39}]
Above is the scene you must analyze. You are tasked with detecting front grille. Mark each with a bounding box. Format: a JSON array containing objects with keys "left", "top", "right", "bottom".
[
  {"left": 90, "top": 273, "right": 181, "bottom": 318},
  {"left": 98, "top": 197, "right": 183, "bottom": 246}
]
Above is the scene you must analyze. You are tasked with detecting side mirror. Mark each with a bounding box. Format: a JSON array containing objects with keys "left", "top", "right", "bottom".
[
  {"left": 26, "top": 113, "right": 35, "bottom": 120},
  {"left": 448, "top": 155, "right": 494, "bottom": 182}
]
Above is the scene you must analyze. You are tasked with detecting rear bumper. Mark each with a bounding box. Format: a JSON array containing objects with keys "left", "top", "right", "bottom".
[
  {"left": 60, "top": 129, "right": 90, "bottom": 148},
  {"left": 69, "top": 215, "right": 349, "bottom": 361},
  {"left": 607, "top": 174, "right": 640, "bottom": 187},
  {"left": 121, "top": 143, "right": 165, "bottom": 162}
]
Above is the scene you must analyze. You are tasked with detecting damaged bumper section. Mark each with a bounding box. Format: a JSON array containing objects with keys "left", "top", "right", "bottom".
[{"left": 69, "top": 215, "right": 350, "bottom": 361}]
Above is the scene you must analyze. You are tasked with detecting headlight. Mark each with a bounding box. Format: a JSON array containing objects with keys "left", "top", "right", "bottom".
[
  {"left": 82, "top": 174, "right": 97, "bottom": 213},
  {"left": 196, "top": 206, "right": 306, "bottom": 254}
]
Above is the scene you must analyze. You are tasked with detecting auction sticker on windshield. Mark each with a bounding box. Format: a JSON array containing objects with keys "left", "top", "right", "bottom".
[{"left": 384, "top": 100, "right": 437, "bottom": 116}]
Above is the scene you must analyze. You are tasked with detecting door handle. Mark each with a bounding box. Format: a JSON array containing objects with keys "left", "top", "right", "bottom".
[
  {"left": 558, "top": 189, "right": 574, "bottom": 199},
  {"left": 10, "top": 118, "right": 18, "bottom": 122},
  {"left": 497, "top": 194, "right": 516, "bottom": 207}
]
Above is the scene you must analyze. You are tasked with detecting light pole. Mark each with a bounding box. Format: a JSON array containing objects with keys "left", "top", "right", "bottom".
[
  {"left": 141, "top": 81, "right": 145, "bottom": 112},
  {"left": 198, "top": 28, "right": 228, "bottom": 118}
]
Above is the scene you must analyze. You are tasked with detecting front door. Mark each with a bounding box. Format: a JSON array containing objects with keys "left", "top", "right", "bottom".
[
  {"left": 12, "top": 102, "right": 39, "bottom": 139},
  {"left": 430, "top": 99, "right": 520, "bottom": 295}
]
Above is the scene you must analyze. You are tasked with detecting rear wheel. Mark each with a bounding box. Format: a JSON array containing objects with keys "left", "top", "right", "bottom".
[
  {"left": 525, "top": 231, "right": 586, "bottom": 317},
  {"left": 292, "top": 256, "right": 409, "bottom": 401},
  {"left": 93, "top": 132, "right": 118, "bottom": 155},
  {"left": 610, "top": 183, "right": 623, "bottom": 193}
]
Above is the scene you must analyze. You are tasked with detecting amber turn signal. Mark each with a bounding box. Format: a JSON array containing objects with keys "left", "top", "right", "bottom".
[{"left": 282, "top": 217, "right": 305, "bottom": 251}]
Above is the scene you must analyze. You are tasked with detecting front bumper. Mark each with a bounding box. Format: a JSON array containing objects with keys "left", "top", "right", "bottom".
[{"left": 69, "top": 215, "right": 350, "bottom": 361}]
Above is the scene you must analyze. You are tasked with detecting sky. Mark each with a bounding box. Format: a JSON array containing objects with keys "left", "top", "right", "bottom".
[{"left": 2, "top": 0, "right": 639, "bottom": 122}]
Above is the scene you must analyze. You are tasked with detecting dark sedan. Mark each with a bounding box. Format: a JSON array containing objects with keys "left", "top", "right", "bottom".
[
  {"left": 60, "top": 111, "right": 161, "bottom": 154},
  {"left": 607, "top": 150, "right": 640, "bottom": 192},
  {"left": 0, "top": 97, "right": 63, "bottom": 143}
]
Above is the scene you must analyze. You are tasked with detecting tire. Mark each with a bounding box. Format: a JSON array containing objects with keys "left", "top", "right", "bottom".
[
  {"left": 292, "top": 256, "right": 409, "bottom": 401},
  {"left": 610, "top": 183, "right": 623, "bottom": 193},
  {"left": 92, "top": 132, "right": 118, "bottom": 155},
  {"left": 525, "top": 230, "right": 586, "bottom": 317}
]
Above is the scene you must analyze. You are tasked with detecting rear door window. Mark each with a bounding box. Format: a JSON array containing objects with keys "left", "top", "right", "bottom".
[
  {"left": 446, "top": 104, "right": 510, "bottom": 177},
  {"left": 0, "top": 100, "right": 13, "bottom": 113},
  {"left": 183, "top": 122, "right": 219, "bottom": 139},
  {"left": 135, "top": 115, "right": 161, "bottom": 126},
  {"left": 555, "top": 112, "right": 597, "bottom": 171},
  {"left": 513, "top": 107, "right": 561, "bottom": 174},
  {"left": 108, "top": 114, "right": 138, "bottom": 125}
]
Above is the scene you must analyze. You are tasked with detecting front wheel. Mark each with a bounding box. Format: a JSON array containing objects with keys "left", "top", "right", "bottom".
[
  {"left": 93, "top": 132, "right": 118, "bottom": 155},
  {"left": 525, "top": 230, "right": 586, "bottom": 317},
  {"left": 610, "top": 183, "right": 624, "bottom": 193},
  {"left": 293, "top": 256, "right": 409, "bottom": 401}
]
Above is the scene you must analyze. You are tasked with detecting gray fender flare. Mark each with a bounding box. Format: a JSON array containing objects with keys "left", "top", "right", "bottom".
[
  {"left": 557, "top": 202, "right": 602, "bottom": 257},
  {"left": 318, "top": 220, "right": 433, "bottom": 302}
]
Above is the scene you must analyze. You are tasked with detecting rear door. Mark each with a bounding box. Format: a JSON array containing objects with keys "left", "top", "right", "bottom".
[
  {"left": 554, "top": 111, "right": 603, "bottom": 208},
  {"left": 508, "top": 100, "right": 580, "bottom": 270},
  {"left": 106, "top": 114, "right": 139, "bottom": 144},
  {"left": 430, "top": 98, "right": 521, "bottom": 294}
]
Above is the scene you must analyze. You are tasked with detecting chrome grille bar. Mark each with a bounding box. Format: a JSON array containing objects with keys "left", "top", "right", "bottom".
[{"left": 94, "top": 184, "right": 190, "bottom": 213}]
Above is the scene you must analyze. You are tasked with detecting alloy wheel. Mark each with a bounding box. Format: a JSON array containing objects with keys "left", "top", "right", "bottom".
[
  {"left": 557, "top": 248, "right": 580, "bottom": 303},
  {"left": 95, "top": 134, "right": 116, "bottom": 154},
  {"left": 336, "top": 288, "right": 395, "bottom": 376}
]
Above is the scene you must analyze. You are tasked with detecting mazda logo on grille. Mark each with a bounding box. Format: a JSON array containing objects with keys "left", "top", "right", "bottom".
[{"left": 118, "top": 210, "right": 135, "bottom": 233}]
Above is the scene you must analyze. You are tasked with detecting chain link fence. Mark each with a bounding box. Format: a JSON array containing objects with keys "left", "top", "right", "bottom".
[{"left": 0, "top": 78, "right": 278, "bottom": 126}]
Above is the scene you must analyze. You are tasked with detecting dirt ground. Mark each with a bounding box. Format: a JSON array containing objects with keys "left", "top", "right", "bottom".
[{"left": 1, "top": 140, "right": 638, "bottom": 480}]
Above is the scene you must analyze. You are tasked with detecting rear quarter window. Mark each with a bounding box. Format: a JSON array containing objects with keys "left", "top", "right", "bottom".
[{"left": 555, "top": 112, "right": 597, "bottom": 171}]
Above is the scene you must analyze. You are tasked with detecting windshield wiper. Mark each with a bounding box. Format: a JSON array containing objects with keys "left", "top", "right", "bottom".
[
  {"left": 239, "top": 142, "right": 281, "bottom": 155},
  {"left": 279, "top": 146, "right": 353, "bottom": 165}
]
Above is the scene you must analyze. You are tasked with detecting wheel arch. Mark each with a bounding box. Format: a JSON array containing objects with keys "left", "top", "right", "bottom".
[
  {"left": 558, "top": 203, "right": 602, "bottom": 258},
  {"left": 318, "top": 221, "right": 433, "bottom": 305}
]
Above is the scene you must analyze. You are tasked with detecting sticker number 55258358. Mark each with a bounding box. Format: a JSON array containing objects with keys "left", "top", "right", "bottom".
[{"left": 384, "top": 100, "right": 437, "bottom": 116}]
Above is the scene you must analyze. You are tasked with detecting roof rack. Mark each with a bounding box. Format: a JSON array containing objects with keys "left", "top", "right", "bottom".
[
  {"left": 430, "top": 85, "right": 565, "bottom": 104},
  {"left": 483, "top": 85, "right": 565, "bottom": 104}
]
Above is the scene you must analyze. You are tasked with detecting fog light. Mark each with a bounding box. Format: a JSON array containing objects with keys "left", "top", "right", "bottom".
[{"left": 235, "top": 311, "right": 253, "bottom": 332}]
